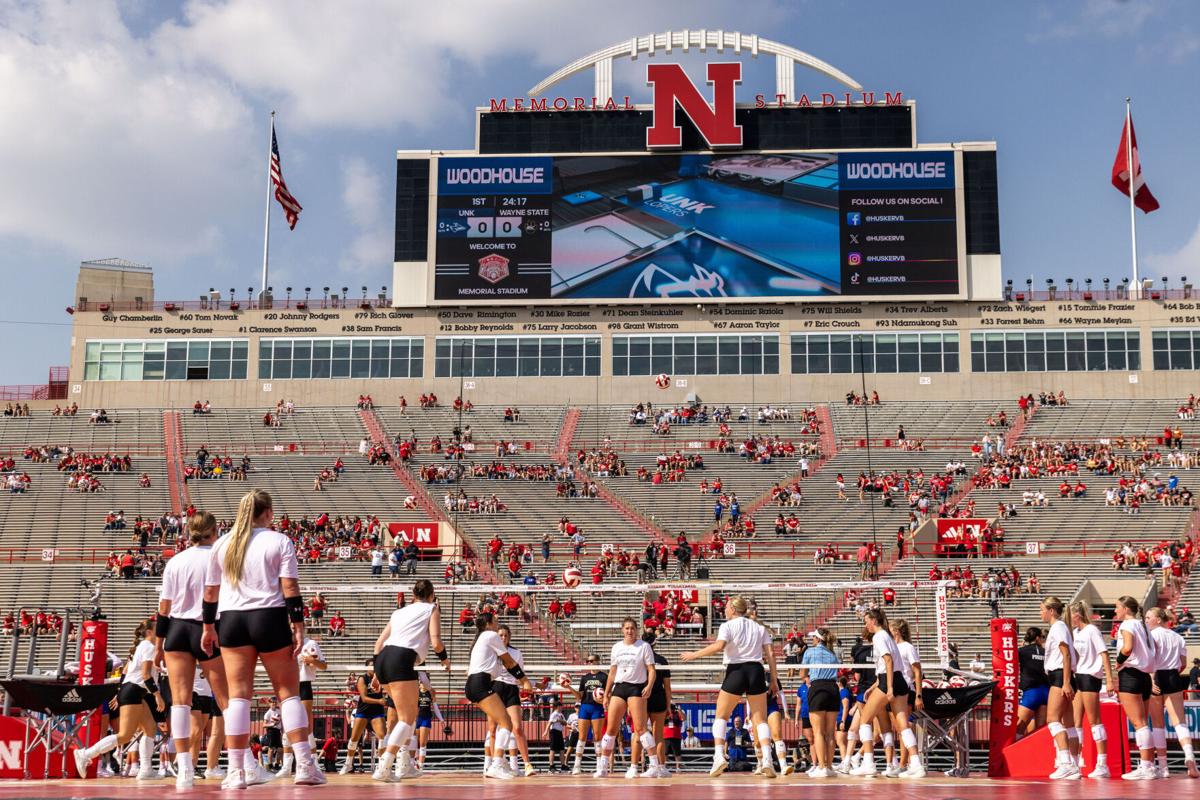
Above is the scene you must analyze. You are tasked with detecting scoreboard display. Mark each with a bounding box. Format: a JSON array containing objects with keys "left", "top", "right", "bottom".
[{"left": 430, "top": 150, "right": 965, "bottom": 303}]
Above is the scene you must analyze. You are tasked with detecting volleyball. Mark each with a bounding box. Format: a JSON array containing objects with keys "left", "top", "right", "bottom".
[
  {"left": 563, "top": 566, "right": 582, "bottom": 587},
  {"left": 654, "top": 373, "right": 670, "bottom": 389},
  {"left": 557, "top": 672, "right": 572, "bottom": 687},
  {"left": 592, "top": 687, "right": 605, "bottom": 703}
]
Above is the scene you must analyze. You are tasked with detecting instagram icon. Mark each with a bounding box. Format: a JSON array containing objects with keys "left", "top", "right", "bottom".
[{"left": 847, "top": 252, "right": 862, "bottom": 266}]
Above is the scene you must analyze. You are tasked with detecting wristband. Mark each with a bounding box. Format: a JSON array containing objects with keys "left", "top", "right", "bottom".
[
  {"left": 144, "top": 677, "right": 158, "bottom": 694},
  {"left": 435, "top": 647, "right": 448, "bottom": 663},
  {"left": 154, "top": 615, "right": 170, "bottom": 639},
  {"left": 507, "top": 664, "right": 526, "bottom": 680},
  {"left": 202, "top": 600, "right": 218, "bottom": 625},
  {"left": 285, "top": 595, "right": 305, "bottom": 623},
  {"left": 1116, "top": 652, "right": 1128, "bottom": 665}
]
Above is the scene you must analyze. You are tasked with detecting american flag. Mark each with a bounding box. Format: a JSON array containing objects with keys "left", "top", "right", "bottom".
[{"left": 270, "top": 122, "right": 302, "bottom": 229}]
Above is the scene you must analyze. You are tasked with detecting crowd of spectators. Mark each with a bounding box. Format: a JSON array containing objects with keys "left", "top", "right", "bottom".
[
  {"left": 3, "top": 403, "right": 32, "bottom": 417},
  {"left": 184, "top": 446, "right": 250, "bottom": 481},
  {"left": 844, "top": 390, "right": 881, "bottom": 405},
  {"left": 2, "top": 609, "right": 68, "bottom": 637},
  {"left": 49, "top": 404, "right": 80, "bottom": 417}
]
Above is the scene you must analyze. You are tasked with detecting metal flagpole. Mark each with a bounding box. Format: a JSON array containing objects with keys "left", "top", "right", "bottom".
[
  {"left": 261, "top": 110, "right": 275, "bottom": 303},
  {"left": 1125, "top": 98, "right": 1139, "bottom": 299}
]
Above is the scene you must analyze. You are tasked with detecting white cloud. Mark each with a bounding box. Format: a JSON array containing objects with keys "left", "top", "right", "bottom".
[
  {"left": 1146, "top": 219, "right": 1200, "bottom": 278},
  {"left": 338, "top": 156, "right": 390, "bottom": 276}
]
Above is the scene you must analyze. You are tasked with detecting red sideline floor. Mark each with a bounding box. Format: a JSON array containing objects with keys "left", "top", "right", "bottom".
[{"left": 0, "top": 773, "right": 1190, "bottom": 797}]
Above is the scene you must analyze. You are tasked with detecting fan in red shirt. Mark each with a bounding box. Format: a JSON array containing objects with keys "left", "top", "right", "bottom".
[{"left": 328, "top": 612, "right": 347, "bottom": 637}]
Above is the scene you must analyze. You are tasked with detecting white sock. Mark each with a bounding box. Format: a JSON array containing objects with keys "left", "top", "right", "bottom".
[
  {"left": 138, "top": 736, "right": 153, "bottom": 771},
  {"left": 176, "top": 752, "right": 193, "bottom": 772},
  {"left": 1176, "top": 725, "right": 1194, "bottom": 760},
  {"left": 281, "top": 752, "right": 294, "bottom": 770},
  {"left": 291, "top": 740, "right": 312, "bottom": 763},
  {"left": 228, "top": 748, "right": 245, "bottom": 773},
  {"left": 88, "top": 734, "right": 119, "bottom": 759},
  {"left": 774, "top": 740, "right": 788, "bottom": 767}
]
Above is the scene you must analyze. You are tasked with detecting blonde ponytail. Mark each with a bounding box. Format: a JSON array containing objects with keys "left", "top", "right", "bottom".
[{"left": 224, "top": 489, "right": 271, "bottom": 587}]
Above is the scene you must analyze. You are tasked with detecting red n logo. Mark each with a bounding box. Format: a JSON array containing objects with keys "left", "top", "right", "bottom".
[{"left": 646, "top": 62, "right": 743, "bottom": 149}]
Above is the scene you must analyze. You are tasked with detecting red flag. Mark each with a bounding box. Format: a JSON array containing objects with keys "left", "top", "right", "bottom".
[{"left": 1112, "top": 115, "right": 1159, "bottom": 213}]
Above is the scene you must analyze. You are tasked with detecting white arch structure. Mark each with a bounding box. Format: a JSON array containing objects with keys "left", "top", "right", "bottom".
[{"left": 528, "top": 29, "right": 863, "bottom": 103}]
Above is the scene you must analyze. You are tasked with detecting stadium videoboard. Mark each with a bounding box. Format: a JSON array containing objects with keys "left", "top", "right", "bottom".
[{"left": 430, "top": 149, "right": 964, "bottom": 303}]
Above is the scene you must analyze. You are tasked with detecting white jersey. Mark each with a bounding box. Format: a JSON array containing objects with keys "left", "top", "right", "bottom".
[
  {"left": 718, "top": 616, "right": 767, "bottom": 664},
  {"left": 609, "top": 639, "right": 655, "bottom": 684},
  {"left": 1150, "top": 625, "right": 1186, "bottom": 673},
  {"left": 193, "top": 668, "right": 212, "bottom": 698},
  {"left": 467, "top": 630, "right": 508, "bottom": 678},
  {"left": 1072, "top": 624, "right": 1107, "bottom": 678},
  {"left": 383, "top": 601, "right": 435, "bottom": 660},
  {"left": 205, "top": 527, "right": 298, "bottom": 612},
  {"left": 548, "top": 709, "right": 565, "bottom": 732},
  {"left": 160, "top": 544, "right": 213, "bottom": 620},
  {"left": 263, "top": 707, "right": 281, "bottom": 729},
  {"left": 122, "top": 639, "right": 158, "bottom": 685},
  {"left": 298, "top": 637, "right": 325, "bottom": 683},
  {"left": 495, "top": 645, "right": 525, "bottom": 686},
  {"left": 566, "top": 712, "right": 579, "bottom": 733},
  {"left": 1043, "top": 619, "right": 1076, "bottom": 672},
  {"left": 1117, "top": 618, "right": 1154, "bottom": 672},
  {"left": 872, "top": 629, "right": 904, "bottom": 678},
  {"left": 896, "top": 640, "right": 921, "bottom": 686}
]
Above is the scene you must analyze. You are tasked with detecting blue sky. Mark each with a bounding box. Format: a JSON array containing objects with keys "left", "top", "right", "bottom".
[{"left": 1, "top": 0, "right": 1198, "bottom": 383}]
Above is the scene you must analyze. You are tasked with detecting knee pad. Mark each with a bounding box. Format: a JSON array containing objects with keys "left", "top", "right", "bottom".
[
  {"left": 1134, "top": 726, "right": 1151, "bottom": 749},
  {"left": 1047, "top": 722, "right": 1065, "bottom": 738},
  {"left": 1091, "top": 724, "right": 1107, "bottom": 742},
  {"left": 639, "top": 731, "right": 656, "bottom": 751},
  {"left": 858, "top": 723, "right": 874, "bottom": 743},
  {"left": 900, "top": 728, "right": 917, "bottom": 750},
  {"left": 387, "top": 721, "right": 412, "bottom": 749},
  {"left": 1067, "top": 726, "right": 1081, "bottom": 741},
  {"left": 1152, "top": 728, "right": 1167, "bottom": 749},
  {"left": 711, "top": 718, "right": 727, "bottom": 742},
  {"left": 225, "top": 698, "right": 251, "bottom": 737},
  {"left": 882, "top": 732, "right": 895, "bottom": 748},
  {"left": 280, "top": 696, "right": 307, "bottom": 734},
  {"left": 575, "top": 739, "right": 585, "bottom": 754},
  {"left": 756, "top": 723, "right": 771, "bottom": 745},
  {"left": 600, "top": 734, "right": 615, "bottom": 754},
  {"left": 847, "top": 729, "right": 859, "bottom": 744},
  {"left": 494, "top": 728, "right": 511, "bottom": 752},
  {"left": 484, "top": 731, "right": 493, "bottom": 748},
  {"left": 170, "top": 705, "right": 191, "bottom": 741}
]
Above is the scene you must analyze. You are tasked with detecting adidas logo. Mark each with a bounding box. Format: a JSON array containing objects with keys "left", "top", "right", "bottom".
[
  {"left": 933, "top": 692, "right": 955, "bottom": 705},
  {"left": 62, "top": 689, "right": 81, "bottom": 703}
]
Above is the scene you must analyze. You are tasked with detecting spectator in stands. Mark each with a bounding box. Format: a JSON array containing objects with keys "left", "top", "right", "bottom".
[
  {"left": 1189, "top": 659, "right": 1200, "bottom": 690},
  {"left": 370, "top": 546, "right": 384, "bottom": 578},
  {"left": 328, "top": 611, "right": 346, "bottom": 637},
  {"left": 404, "top": 541, "right": 419, "bottom": 575}
]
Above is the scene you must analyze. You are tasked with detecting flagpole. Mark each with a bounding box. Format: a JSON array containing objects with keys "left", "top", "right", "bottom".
[
  {"left": 1126, "top": 97, "right": 1139, "bottom": 299},
  {"left": 261, "top": 110, "right": 275, "bottom": 304}
]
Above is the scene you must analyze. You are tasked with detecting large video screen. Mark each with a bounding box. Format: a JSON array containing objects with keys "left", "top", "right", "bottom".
[{"left": 432, "top": 150, "right": 961, "bottom": 302}]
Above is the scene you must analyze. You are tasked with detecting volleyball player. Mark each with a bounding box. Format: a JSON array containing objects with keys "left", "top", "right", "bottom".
[
  {"left": 592, "top": 618, "right": 657, "bottom": 778},
  {"left": 74, "top": 622, "right": 163, "bottom": 781},
  {"left": 890, "top": 620, "right": 923, "bottom": 776},
  {"left": 1016, "top": 627, "right": 1048, "bottom": 738},
  {"left": 568, "top": 653, "right": 608, "bottom": 774},
  {"left": 1068, "top": 602, "right": 1114, "bottom": 778},
  {"left": 632, "top": 630, "right": 672, "bottom": 778},
  {"left": 835, "top": 676, "right": 853, "bottom": 766},
  {"left": 200, "top": 489, "right": 324, "bottom": 787},
  {"left": 1147, "top": 606, "right": 1198, "bottom": 778},
  {"left": 277, "top": 632, "right": 326, "bottom": 777},
  {"left": 489, "top": 624, "right": 535, "bottom": 776},
  {"left": 749, "top": 611, "right": 790, "bottom": 777},
  {"left": 1040, "top": 596, "right": 1078, "bottom": 779},
  {"left": 850, "top": 609, "right": 923, "bottom": 778},
  {"left": 188, "top": 668, "right": 214, "bottom": 771},
  {"left": 339, "top": 661, "right": 387, "bottom": 774},
  {"left": 800, "top": 628, "right": 840, "bottom": 777},
  {"left": 837, "top": 634, "right": 875, "bottom": 773},
  {"left": 370, "top": 578, "right": 448, "bottom": 782},
  {"left": 681, "top": 596, "right": 778, "bottom": 779},
  {"left": 1114, "top": 595, "right": 1156, "bottom": 780},
  {"left": 463, "top": 611, "right": 532, "bottom": 780},
  {"left": 414, "top": 671, "right": 446, "bottom": 770}
]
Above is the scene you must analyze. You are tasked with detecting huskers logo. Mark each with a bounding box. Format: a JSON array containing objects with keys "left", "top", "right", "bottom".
[{"left": 646, "top": 63, "right": 743, "bottom": 150}]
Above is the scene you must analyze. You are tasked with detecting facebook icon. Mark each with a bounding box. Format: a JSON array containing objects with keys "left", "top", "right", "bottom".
[{"left": 846, "top": 212, "right": 862, "bottom": 226}]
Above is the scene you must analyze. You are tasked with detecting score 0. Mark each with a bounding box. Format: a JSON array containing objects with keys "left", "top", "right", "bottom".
[{"left": 467, "top": 217, "right": 523, "bottom": 239}]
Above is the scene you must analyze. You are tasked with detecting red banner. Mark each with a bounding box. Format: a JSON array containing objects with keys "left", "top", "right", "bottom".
[
  {"left": 75, "top": 619, "right": 108, "bottom": 776},
  {"left": 987, "top": 617, "right": 1018, "bottom": 777},
  {"left": 935, "top": 517, "right": 987, "bottom": 555},
  {"left": 387, "top": 522, "right": 439, "bottom": 549}
]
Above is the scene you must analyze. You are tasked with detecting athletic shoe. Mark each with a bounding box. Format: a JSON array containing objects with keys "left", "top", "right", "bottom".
[
  {"left": 850, "top": 753, "right": 862, "bottom": 769},
  {"left": 1156, "top": 765, "right": 1170, "bottom": 779},
  {"left": 136, "top": 765, "right": 158, "bottom": 781},
  {"left": 157, "top": 765, "right": 167, "bottom": 778},
  {"left": 782, "top": 762, "right": 794, "bottom": 776},
  {"left": 244, "top": 761, "right": 273, "bottom": 786},
  {"left": 205, "top": 766, "right": 226, "bottom": 780},
  {"left": 571, "top": 762, "right": 582, "bottom": 775},
  {"left": 850, "top": 760, "right": 878, "bottom": 777},
  {"left": 524, "top": 763, "right": 537, "bottom": 777},
  {"left": 275, "top": 763, "right": 292, "bottom": 778},
  {"left": 1122, "top": 765, "right": 1153, "bottom": 781},
  {"left": 759, "top": 762, "right": 777, "bottom": 779},
  {"left": 398, "top": 755, "right": 423, "bottom": 779},
  {"left": 338, "top": 759, "right": 354, "bottom": 776},
  {"left": 176, "top": 764, "right": 195, "bottom": 791},
  {"left": 709, "top": 755, "right": 729, "bottom": 777},
  {"left": 624, "top": 764, "right": 639, "bottom": 779},
  {"left": 1050, "top": 763, "right": 1080, "bottom": 780},
  {"left": 805, "top": 764, "right": 818, "bottom": 776},
  {"left": 97, "top": 762, "right": 114, "bottom": 778},
  {"left": 1089, "top": 763, "right": 1111, "bottom": 779},
  {"left": 295, "top": 758, "right": 327, "bottom": 786},
  {"left": 372, "top": 762, "right": 400, "bottom": 783},
  {"left": 127, "top": 761, "right": 140, "bottom": 777},
  {"left": 883, "top": 762, "right": 902, "bottom": 778},
  {"left": 1186, "top": 759, "right": 1199, "bottom": 779},
  {"left": 73, "top": 750, "right": 91, "bottom": 779},
  {"left": 221, "top": 768, "right": 246, "bottom": 790},
  {"left": 487, "top": 762, "right": 516, "bottom": 780},
  {"left": 900, "top": 763, "right": 926, "bottom": 779},
  {"left": 835, "top": 761, "right": 851, "bottom": 775}
]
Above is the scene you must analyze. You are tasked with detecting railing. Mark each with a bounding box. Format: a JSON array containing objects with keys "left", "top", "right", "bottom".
[
  {"left": 0, "top": 544, "right": 466, "bottom": 566},
  {"left": 0, "top": 384, "right": 64, "bottom": 401},
  {"left": 835, "top": 436, "right": 978, "bottom": 451},
  {"left": 1002, "top": 287, "right": 1193, "bottom": 302},
  {"left": 75, "top": 296, "right": 393, "bottom": 313}
]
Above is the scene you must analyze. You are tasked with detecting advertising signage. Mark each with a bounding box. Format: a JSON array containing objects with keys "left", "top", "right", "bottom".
[{"left": 431, "top": 149, "right": 963, "bottom": 303}]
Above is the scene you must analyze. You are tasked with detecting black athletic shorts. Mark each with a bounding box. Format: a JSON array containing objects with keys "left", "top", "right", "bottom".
[
  {"left": 217, "top": 607, "right": 292, "bottom": 653},
  {"left": 164, "top": 618, "right": 220, "bottom": 661},
  {"left": 118, "top": 682, "right": 149, "bottom": 707},
  {"left": 549, "top": 729, "right": 564, "bottom": 752},
  {"left": 567, "top": 731, "right": 579, "bottom": 750},
  {"left": 375, "top": 645, "right": 419, "bottom": 684},
  {"left": 1155, "top": 669, "right": 1188, "bottom": 696},
  {"left": 1046, "top": 668, "right": 1072, "bottom": 690},
  {"left": 1074, "top": 673, "right": 1103, "bottom": 693},
  {"left": 465, "top": 673, "right": 497, "bottom": 703},
  {"left": 495, "top": 681, "right": 522, "bottom": 708},
  {"left": 647, "top": 691, "right": 668, "bottom": 714},
  {"left": 841, "top": 707, "right": 857, "bottom": 732},
  {"left": 876, "top": 672, "right": 910, "bottom": 698},
  {"left": 721, "top": 662, "right": 767, "bottom": 696},
  {"left": 386, "top": 695, "right": 395, "bottom": 710},
  {"left": 159, "top": 678, "right": 172, "bottom": 709},
  {"left": 191, "top": 693, "right": 215, "bottom": 715},
  {"left": 666, "top": 738, "right": 682, "bottom": 757},
  {"left": 807, "top": 680, "right": 841, "bottom": 713},
  {"left": 612, "top": 681, "right": 645, "bottom": 701},
  {"left": 299, "top": 681, "right": 313, "bottom": 702},
  {"left": 1119, "top": 667, "right": 1152, "bottom": 699},
  {"left": 264, "top": 727, "right": 283, "bottom": 749}
]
